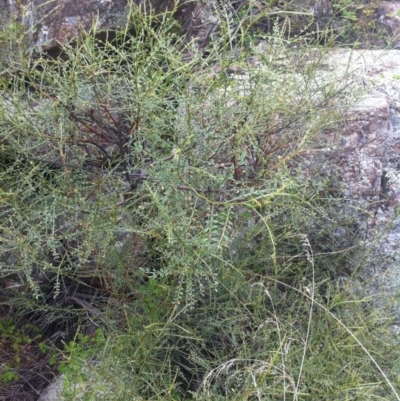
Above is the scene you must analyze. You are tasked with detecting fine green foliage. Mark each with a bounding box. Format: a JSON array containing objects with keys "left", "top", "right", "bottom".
[
  {"left": 332, "top": 0, "right": 396, "bottom": 48},
  {"left": 0, "top": 2, "right": 399, "bottom": 401}
]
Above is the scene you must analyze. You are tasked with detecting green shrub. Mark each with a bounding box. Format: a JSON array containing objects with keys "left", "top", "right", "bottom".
[{"left": 0, "top": 2, "right": 399, "bottom": 400}]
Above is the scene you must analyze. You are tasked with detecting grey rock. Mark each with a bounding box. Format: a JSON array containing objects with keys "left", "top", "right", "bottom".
[{"left": 38, "top": 375, "right": 64, "bottom": 401}]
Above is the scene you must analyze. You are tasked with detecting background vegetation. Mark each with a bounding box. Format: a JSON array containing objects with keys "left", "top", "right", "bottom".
[{"left": 0, "top": 1, "right": 400, "bottom": 400}]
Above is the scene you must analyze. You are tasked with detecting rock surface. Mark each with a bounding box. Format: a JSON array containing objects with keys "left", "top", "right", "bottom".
[
  {"left": 0, "top": 0, "right": 334, "bottom": 54},
  {"left": 37, "top": 375, "right": 63, "bottom": 401},
  {"left": 336, "top": 50, "right": 400, "bottom": 313},
  {"left": 297, "top": 49, "right": 400, "bottom": 314},
  {"left": 3, "top": 0, "right": 400, "bottom": 57},
  {"left": 377, "top": 1, "right": 400, "bottom": 42}
]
